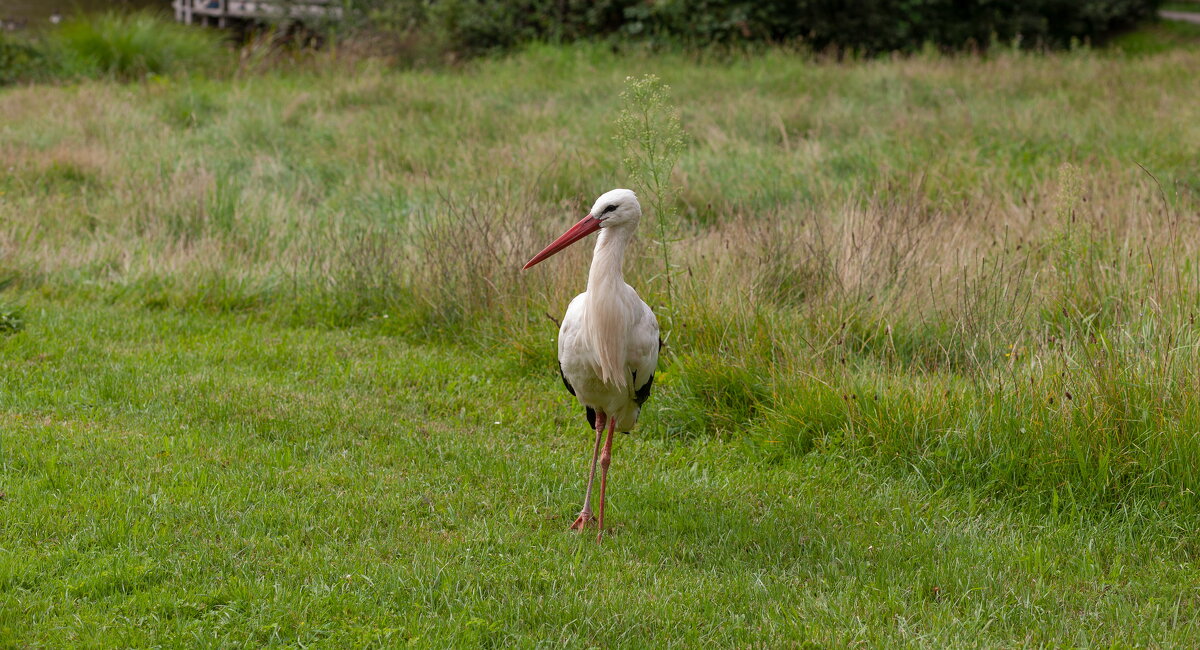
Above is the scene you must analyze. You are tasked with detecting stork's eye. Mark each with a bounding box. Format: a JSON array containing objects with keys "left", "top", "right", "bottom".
[{"left": 601, "top": 204, "right": 617, "bottom": 215}]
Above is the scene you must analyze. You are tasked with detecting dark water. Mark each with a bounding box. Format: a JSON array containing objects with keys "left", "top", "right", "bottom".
[{"left": 0, "top": 0, "right": 169, "bottom": 25}]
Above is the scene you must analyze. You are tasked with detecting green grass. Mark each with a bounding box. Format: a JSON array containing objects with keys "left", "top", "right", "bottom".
[
  {"left": 3, "top": 298, "right": 1200, "bottom": 646},
  {"left": 4, "top": 35, "right": 1200, "bottom": 644}
]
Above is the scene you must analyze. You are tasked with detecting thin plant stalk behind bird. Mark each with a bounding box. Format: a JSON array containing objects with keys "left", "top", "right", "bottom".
[{"left": 523, "top": 189, "right": 660, "bottom": 543}]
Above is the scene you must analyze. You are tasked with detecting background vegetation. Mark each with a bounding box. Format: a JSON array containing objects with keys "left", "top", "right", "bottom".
[
  {"left": 345, "top": 0, "right": 1164, "bottom": 55},
  {"left": 0, "top": 0, "right": 1171, "bottom": 85},
  {"left": 0, "top": 11, "right": 227, "bottom": 83},
  {"left": 3, "top": 8, "right": 1200, "bottom": 646}
]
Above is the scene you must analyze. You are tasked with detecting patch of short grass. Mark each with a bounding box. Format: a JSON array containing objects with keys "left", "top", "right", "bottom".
[{"left": 2, "top": 298, "right": 1200, "bottom": 645}]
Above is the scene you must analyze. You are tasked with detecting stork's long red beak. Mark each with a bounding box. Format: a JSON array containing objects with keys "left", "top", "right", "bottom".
[{"left": 522, "top": 214, "right": 602, "bottom": 270}]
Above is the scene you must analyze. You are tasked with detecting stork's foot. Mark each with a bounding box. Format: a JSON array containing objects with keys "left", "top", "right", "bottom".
[{"left": 569, "top": 510, "right": 594, "bottom": 530}]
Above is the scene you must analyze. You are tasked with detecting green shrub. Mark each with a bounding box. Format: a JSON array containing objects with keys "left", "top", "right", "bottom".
[
  {"left": 348, "top": 0, "right": 1161, "bottom": 54},
  {"left": 51, "top": 12, "right": 227, "bottom": 81},
  {"left": 764, "top": 0, "right": 1164, "bottom": 52},
  {"left": 0, "top": 34, "right": 48, "bottom": 85},
  {"left": 342, "top": 0, "right": 628, "bottom": 54}
]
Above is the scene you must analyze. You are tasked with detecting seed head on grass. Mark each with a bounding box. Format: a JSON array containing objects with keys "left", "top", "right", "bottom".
[{"left": 614, "top": 74, "right": 686, "bottom": 317}]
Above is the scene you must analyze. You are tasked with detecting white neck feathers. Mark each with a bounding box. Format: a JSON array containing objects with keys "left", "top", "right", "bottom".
[{"left": 585, "top": 225, "right": 633, "bottom": 390}]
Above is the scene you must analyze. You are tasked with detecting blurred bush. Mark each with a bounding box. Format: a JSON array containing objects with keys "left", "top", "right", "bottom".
[
  {"left": 0, "top": 12, "right": 227, "bottom": 85},
  {"left": 344, "top": 0, "right": 1162, "bottom": 55},
  {"left": 52, "top": 12, "right": 227, "bottom": 80},
  {"left": 0, "top": 34, "right": 47, "bottom": 84}
]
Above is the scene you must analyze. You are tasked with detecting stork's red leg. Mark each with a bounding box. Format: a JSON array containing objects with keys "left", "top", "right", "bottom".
[
  {"left": 595, "top": 416, "right": 617, "bottom": 543},
  {"left": 571, "top": 411, "right": 607, "bottom": 530}
]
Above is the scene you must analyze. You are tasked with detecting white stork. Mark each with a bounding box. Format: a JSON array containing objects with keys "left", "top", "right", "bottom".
[{"left": 523, "top": 189, "right": 660, "bottom": 543}]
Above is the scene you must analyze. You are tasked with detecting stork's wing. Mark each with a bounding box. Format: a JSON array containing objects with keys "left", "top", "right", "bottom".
[
  {"left": 634, "top": 337, "right": 661, "bottom": 406},
  {"left": 628, "top": 299, "right": 660, "bottom": 405},
  {"left": 558, "top": 361, "right": 576, "bottom": 396},
  {"left": 556, "top": 293, "right": 596, "bottom": 430},
  {"left": 558, "top": 358, "right": 599, "bottom": 428}
]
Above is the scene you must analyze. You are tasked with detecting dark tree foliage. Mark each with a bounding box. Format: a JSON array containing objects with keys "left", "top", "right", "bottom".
[
  {"left": 0, "top": 35, "right": 45, "bottom": 84},
  {"left": 346, "top": 0, "right": 1161, "bottom": 54}
]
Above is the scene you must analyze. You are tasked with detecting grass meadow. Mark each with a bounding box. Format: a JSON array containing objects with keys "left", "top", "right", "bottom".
[{"left": 3, "top": 22, "right": 1200, "bottom": 645}]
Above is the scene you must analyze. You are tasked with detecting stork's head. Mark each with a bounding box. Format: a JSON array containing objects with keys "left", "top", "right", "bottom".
[{"left": 522, "top": 189, "right": 641, "bottom": 270}]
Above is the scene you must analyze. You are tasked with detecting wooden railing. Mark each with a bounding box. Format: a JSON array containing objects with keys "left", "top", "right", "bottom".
[{"left": 173, "top": 0, "right": 343, "bottom": 26}]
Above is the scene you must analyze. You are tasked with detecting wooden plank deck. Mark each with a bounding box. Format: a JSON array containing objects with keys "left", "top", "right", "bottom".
[{"left": 173, "top": 0, "right": 343, "bottom": 27}]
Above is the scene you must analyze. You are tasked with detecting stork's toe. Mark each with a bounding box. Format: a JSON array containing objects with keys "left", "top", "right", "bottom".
[{"left": 569, "top": 511, "right": 594, "bottom": 530}]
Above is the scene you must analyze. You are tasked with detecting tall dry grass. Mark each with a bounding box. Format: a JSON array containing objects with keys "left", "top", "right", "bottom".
[{"left": 2, "top": 43, "right": 1200, "bottom": 509}]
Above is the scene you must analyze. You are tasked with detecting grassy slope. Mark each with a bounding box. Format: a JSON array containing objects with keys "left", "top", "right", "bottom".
[
  {"left": 3, "top": 33, "right": 1200, "bottom": 644},
  {"left": 2, "top": 298, "right": 1198, "bottom": 646}
]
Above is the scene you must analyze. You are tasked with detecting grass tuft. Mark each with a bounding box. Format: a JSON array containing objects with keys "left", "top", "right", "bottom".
[
  {"left": 0, "top": 301, "right": 23, "bottom": 335},
  {"left": 50, "top": 12, "right": 227, "bottom": 81}
]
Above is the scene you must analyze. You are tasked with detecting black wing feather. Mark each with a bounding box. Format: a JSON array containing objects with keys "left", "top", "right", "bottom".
[
  {"left": 559, "top": 362, "right": 576, "bottom": 396},
  {"left": 561, "top": 361, "right": 596, "bottom": 429},
  {"left": 632, "top": 338, "right": 662, "bottom": 406},
  {"left": 634, "top": 372, "right": 654, "bottom": 406}
]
